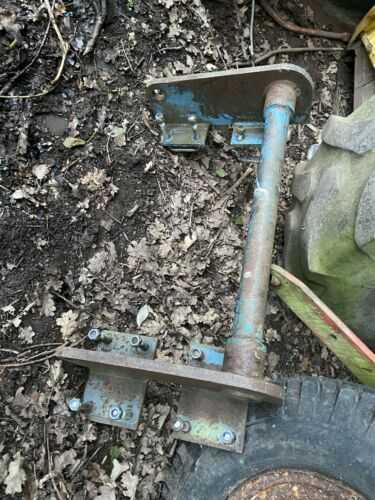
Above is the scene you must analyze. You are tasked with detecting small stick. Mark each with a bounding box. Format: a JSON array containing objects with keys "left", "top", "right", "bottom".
[
  {"left": 51, "top": 290, "right": 81, "bottom": 310},
  {"left": 217, "top": 166, "right": 253, "bottom": 206},
  {"left": 0, "top": 14, "right": 51, "bottom": 96},
  {"left": 0, "top": 0, "right": 69, "bottom": 99},
  {"left": 234, "top": 46, "right": 345, "bottom": 68},
  {"left": 259, "top": 0, "right": 350, "bottom": 42},
  {"left": 84, "top": 0, "right": 107, "bottom": 56}
]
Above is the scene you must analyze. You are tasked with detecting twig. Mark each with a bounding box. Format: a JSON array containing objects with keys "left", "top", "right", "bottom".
[
  {"left": 51, "top": 290, "right": 81, "bottom": 310},
  {"left": 234, "top": 46, "right": 345, "bottom": 67},
  {"left": 46, "top": 424, "right": 65, "bottom": 500},
  {"left": 0, "top": 339, "right": 83, "bottom": 369},
  {"left": 84, "top": 0, "right": 107, "bottom": 56},
  {"left": 0, "top": 14, "right": 51, "bottom": 96},
  {"left": 259, "top": 0, "right": 350, "bottom": 42},
  {"left": 249, "top": 0, "right": 256, "bottom": 62},
  {"left": 120, "top": 40, "right": 134, "bottom": 73},
  {"left": 217, "top": 166, "right": 253, "bottom": 207},
  {"left": 0, "top": 0, "right": 69, "bottom": 99}
]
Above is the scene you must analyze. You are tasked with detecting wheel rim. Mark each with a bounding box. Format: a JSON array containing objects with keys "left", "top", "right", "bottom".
[{"left": 229, "top": 469, "right": 365, "bottom": 499}]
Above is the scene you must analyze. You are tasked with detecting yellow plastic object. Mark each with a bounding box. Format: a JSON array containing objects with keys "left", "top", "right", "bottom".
[{"left": 349, "top": 5, "right": 375, "bottom": 67}]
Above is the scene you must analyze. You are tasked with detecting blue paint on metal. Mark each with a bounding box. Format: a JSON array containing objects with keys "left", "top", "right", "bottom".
[
  {"left": 231, "top": 122, "right": 264, "bottom": 146},
  {"left": 159, "top": 85, "right": 236, "bottom": 125},
  {"left": 191, "top": 342, "right": 224, "bottom": 368},
  {"left": 232, "top": 103, "right": 292, "bottom": 353}
]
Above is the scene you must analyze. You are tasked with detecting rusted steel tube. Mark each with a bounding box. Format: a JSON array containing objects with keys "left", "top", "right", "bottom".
[{"left": 225, "top": 81, "right": 296, "bottom": 378}]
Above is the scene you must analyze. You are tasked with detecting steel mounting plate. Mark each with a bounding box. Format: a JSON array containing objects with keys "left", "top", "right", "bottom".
[
  {"left": 147, "top": 64, "right": 314, "bottom": 126},
  {"left": 58, "top": 348, "right": 282, "bottom": 402},
  {"left": 80, "top": 330, "right": 157, "bottom": 429}
]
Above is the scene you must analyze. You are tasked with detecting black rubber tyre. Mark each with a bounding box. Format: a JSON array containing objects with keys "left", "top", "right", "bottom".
[{"left": 161, "top": 377, "right": 375, "bottom": 499}]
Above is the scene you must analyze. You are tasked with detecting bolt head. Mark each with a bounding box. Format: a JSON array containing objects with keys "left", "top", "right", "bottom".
[
  {"left": 155, "top": 112, "right": 164, "bottom": 123},
  {"left": 109, "top": 406, "right": 123, "bottom": 420},
  {"left": 191, "top": 348, "right": 203, "bottom": 361},
  {"left": 153, "top": 89, "right": 165, "bottom": 102},
  {"left": 88, "top": 328, "right": 101, "bottom": 342},
  {"left": 187, "top": 114, "right": 197, "bottom": 124},
  {"left": 131, "top": 335, "right": 142, "bottom": 347},
  {"left": 173, "top": 418, "right": 191, "bottom": 433},
  {"left": 68, "top": 398, "right": 82, "bottom": 412},
  {"left": 220, "top": 430, "right": 236, "bottom": 445}
]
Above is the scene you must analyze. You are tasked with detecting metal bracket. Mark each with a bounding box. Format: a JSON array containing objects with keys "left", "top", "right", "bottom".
[
  {"left": 173, "top": 343, "right": 248, "bottom": 453},
  {"left": 231, "top": 122, "right": 264, "bottom": 147},
  {"left": 59, "top": 335, "right": 282, "bottom": 453},
  {"left": 78, "top": 330, "right": 157, "bottom": 430},
  {"left": 147, "top": 64, "right": 313, "bottom": 151},
  {"left": 161, "top": 123, "right": 209, "bottom": 151}
]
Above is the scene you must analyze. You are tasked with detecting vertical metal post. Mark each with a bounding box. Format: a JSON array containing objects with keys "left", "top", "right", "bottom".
[{"left": 225, "top": 81, "right": 297, "bottom": 378}]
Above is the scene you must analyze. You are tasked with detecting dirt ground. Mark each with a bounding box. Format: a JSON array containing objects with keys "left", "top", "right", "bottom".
[{"left": 0, "top": 0, "right": 354, "bottom": 498}]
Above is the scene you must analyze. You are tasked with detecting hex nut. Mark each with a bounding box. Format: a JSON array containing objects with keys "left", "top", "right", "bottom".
[
  {"left": 220, "top": 430, "right": 236, "bottom": 445},
  {"left": 191, "top": 348, "right": 204, "bottom": 361},
  {"left": 155, "top": 112, "right": 164, "bottom": 123},
  {"left": 187, "top": 114, "right": 197, "bottom": 123},
  {"left": 67, "top": 398, "right": 82, "bottom": 412},
  {"left": 87, "top": 328, "right": 101, "bottom": 342},
  {"left": 109, "top": 406, "right": 123, "bottom": 420},
  {"left": 173, "top": 418, "right": 191, "bottom": 433}
]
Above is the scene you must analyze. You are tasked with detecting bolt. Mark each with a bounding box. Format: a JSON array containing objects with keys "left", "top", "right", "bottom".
[
  {"left": 87, "top": 328, "right": 102, "bottom": 342},
  {"left": 187, "top": 114, "right": 197, "bottom": 124},
  {"left": 173, "top": 418, "right": 191, "bottom": 433},
  {"left": 153, "top": 89, "right": 165, "bottom": 102},
  {"left": 155, "top": 112, "right": 164, "bottom": 123},
  {"left": 191, "top": 348, "right": 204, "bottom": 361},
  {"left": 270, "top": 276, "right": 281, "bottom": 288},
  {"left": 220, "top": 430, "right": 236, "bottom": 445},
  {"left": 87, "top": 328, "right": 112, "bottom": 344},
  {"left": 109, "top": 405, "right": 123, "bottom": 420},
  {"left": 192, "top": 123, "right": 199, "bottom": 141},
  {"left": 130, "top": 335, "right": 149, "bottom": 351},
  {"left": 68, "top": 398, "right": 82, "bottom": 412}
]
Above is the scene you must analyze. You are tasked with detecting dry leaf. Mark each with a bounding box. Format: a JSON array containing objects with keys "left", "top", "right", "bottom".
[
  {"left": 56, "top": 310, "right": 79, "bottom": 339},
  {"left": 136, "top": 304, "right": 152, "bottom": 328},
  {"left": 54, "top": 449, "right": 78, "bottom": 475},
  {"left": 32, "top": 163, "right": 50, "bottom": 180},
  {"left": 4, "top": 452, "right": 26, "bottom": 495},
  {"left": 41, "top": 292, "right": 56, "bottom": 317},
  {"left": 121, "top": 471, "right": 138, "bottom": 499},
  {"left": 111, "top": 459, "right": 129, "bottom": 481},
  {"left": 63, "top": 136, "right": 86, "bottom": 148},
  {"left": 94, "top": 485, "right": 116, "bottom": 500},
  {"left": 18, "top": 326, "right": 35, "bottom": 344}
]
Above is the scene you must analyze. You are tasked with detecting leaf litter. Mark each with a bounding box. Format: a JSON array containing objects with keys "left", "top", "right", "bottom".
[{"left": 0, "top": 0, "right": 353, "bottom": 498}]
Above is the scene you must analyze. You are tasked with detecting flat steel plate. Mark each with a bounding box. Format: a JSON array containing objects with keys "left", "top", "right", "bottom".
[
  {"left": 58, "top": 347, "right": 282, "bottom": 403},
  {"left": 271, "top": 265, "right": 375, "bottom": 386},
  {"left": 174, "top": 387, "right": 248, "bottom": 453},
  {"left": 147, "top": 64, "right": 314, "bottom": 125},
  {"left": 81, "top": 331, "right": 157, "bottom": 429}
]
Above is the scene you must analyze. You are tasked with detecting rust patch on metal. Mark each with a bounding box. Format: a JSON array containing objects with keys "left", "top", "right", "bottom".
[
  {"left": 58, "top": 347, "right": 282, "bottom": 403},
  {"left": 229, "top": 469, "right": 365, "bottom": 499},
  {"left": 224, "top": 341, "right": 266, "bottom": 379}
]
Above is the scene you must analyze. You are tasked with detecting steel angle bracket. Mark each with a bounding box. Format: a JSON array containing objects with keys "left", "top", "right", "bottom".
[
  {"left": 67, "top": 330, "right": 157, "bottom": 430},
  {"left": 58, "top": 340, "right": 282, "bottom": 453},
  {"left": 271, "top": 265, "right": 375, "bottom": 386},
  {"left": 146, "top": 64, "right": 314, "bottom": 151}
]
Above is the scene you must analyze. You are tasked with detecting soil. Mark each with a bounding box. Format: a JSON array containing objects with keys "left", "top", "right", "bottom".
[{"left": 0, "top": 0, "right": 355, "bottom": 499}]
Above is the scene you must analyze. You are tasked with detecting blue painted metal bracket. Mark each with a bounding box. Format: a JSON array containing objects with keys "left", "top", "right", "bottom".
[
  {"left": 147, "top": 64, "right": 313, "bottom": 151},
  {"left": 231, "top": 122, "right": 264, "bottom": 147}
]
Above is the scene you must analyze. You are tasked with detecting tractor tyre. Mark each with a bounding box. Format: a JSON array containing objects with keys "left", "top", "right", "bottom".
[{"left": 161, "top": 377, "right": 375, "bottom": 499}]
